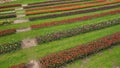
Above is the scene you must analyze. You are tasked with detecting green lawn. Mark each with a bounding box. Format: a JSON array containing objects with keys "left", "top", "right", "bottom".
[
  {"left": 0, "top": 25, "right": 120, "bottom": 68},
  {"left": 65, "top": 45, "right": 120, "bottom": 68}
]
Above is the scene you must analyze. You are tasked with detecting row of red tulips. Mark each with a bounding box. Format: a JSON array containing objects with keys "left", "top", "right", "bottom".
[
  {"left": 9, "top": 32, "right": 120, "bottom": 68},
  {"left": 26, "top": 1, "right": 120, "bottom": 15},
  {"left": 0, "top": 18, "right": 120, "bottom": 54},
  {"left": 31, "top": 9, "right": 120, "bottom": 29}
]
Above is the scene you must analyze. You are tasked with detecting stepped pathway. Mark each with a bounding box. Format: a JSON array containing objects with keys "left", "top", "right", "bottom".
[{"left": 13, "top": 4, "right": 30, "bottom": 24}]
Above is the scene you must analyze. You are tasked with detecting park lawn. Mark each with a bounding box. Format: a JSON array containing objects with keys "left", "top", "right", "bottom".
[
  {"left": 0, "top": 25, "right": 120, "bottom": 68},
  {"left": 0, "top": 14, "right": 120, "bottom": 44},
  {"left": 65, "top": 45, "right": 120, "bottom": 68}
]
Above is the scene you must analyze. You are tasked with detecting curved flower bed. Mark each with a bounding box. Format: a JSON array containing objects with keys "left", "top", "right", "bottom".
[
  {"left": 9, "top": 32, "right": 120, "bottom": 68},
  {"left": 0, "top": 18, "right": 120, "bottom": 54},
  {"left": 29, "top": 3, "right": 120, "bottom": 21}
]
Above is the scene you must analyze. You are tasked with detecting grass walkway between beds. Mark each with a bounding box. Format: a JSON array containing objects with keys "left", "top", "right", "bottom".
[
  {"left": 0, "top": 25, "right": 120, "bottom": 68},
  {"left": 65, "top": 45, "right": 120, "bottom": 68}
]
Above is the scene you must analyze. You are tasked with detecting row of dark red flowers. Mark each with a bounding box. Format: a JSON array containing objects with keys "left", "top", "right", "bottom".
[
  {"left": 29, "top": 3, "right": 120, "bottom": 21},
  {"left": 9, "top": 32, "right": 120, "bottom": 68},
  {"left": 0, "top": 18, "right": 120, "bottom": 54},
  {"left": 0, "top": 9, "right": 120, "bottom": 37},
  {"left": 31, "top": 9, "right": 120, "bottom": 29}
]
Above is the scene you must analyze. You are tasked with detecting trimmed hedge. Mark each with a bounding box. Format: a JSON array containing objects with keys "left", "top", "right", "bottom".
[
  {"left": 31, "top": 10, "right": 120, "bottom": 29},
  {"left": 9, "top": 32, "right": 120, "bottom": 68},
  {"left": 29, "top": 3, "right": 120, "bottom": 21}
]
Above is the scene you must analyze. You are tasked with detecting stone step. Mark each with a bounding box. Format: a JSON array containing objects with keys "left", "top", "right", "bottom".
[
  {"left": 13, "top": 19, "right": 29, "bottom": 24},
  {"left": 22, "top": 4, "right": 28, "bottom": 7},
  {"left": 16, "top": 27, "right": 31, "bottom": 33},
  {"left": 21, "top": 38, "right": 38, "bottom": 49},
  {"left": 16, "top": 14, "right": 26, "bottom": 18}
]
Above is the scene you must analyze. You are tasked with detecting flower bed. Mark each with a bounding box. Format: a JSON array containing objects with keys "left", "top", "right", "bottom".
[
  {"left": 29, "top": 3, "right": 120, "bottom": 21},
  {"left": 26, "top": 1, "right": 120, "bottom": 15},
  {"left": 24, "top": 0, "right": 83, "bottom": 9},
  {"left": 0, "top": 13, "right": 16, "bottom": 19},
  {"left": 36, "top": 18, "right": 120, "bottom": 44},
  {"left": 0, "top": 29, "right": 16, "bottom": 37},
  {"left": 9, "top": 32, "right": 120, "bottom": 68},
  {"left": 38, "top": 32, "right": 120, "bottom": 68},
  {"left": 0, "top": 4, "right": 21, "bottom": 9},
  {"left": 0, "top": 42, "right": 21, "bottom": 54},
  {"left": 26, "top": 1, "right": 99, "bottom": 11},
  {"left": 31, "top": 10, "right": 120, "bottom": 29},
  {"left": 0, "top": 8, "right": 14, "bottom": 12}
]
